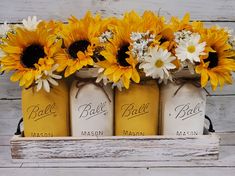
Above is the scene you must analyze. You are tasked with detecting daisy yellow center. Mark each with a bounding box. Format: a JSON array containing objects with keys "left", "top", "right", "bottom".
[
  {"left": 187, "top": 45, "right": 196, "bottom": 53},
  {"left": 117, "top": 44, "right": 131, "bottom": 67},
  {"left": 204, "top": 51, "right": 219, "bottom": 69},
  {"left": 21, "top": 44, "right": 45, "bottom": 69},
  {"left": 68, "top": 40, "right": 90, "bottom": 59},
  {"left": 41, "top": 74, "right": 48, "bottom": 79},
  {"left": 155, "top": 59, "right": 164, "bottom": 68}
]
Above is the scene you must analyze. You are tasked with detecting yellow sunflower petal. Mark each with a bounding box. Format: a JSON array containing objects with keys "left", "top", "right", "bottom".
[
  {"left": 122, "top": 76, "right": 130, "bottom": 89},
  {"left": 132, "top": 69, "right": 140, "bottom": 83},
  {"left": 208, "top": 71, "right": 218, "bottom": 91},
  {"left": 200, "top": 69, "right": 209, "bottom": 88},
  {"left": 113, "top": 69, "right": 124, "bottom": 82},
  {"left": 104, "top": 65, "right": 118, "bottom": 75},
  {"left": 10, "top": 72, "right": 23, "bottom": 82}
]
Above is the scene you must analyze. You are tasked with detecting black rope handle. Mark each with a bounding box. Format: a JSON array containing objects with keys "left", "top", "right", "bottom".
[
  {"left": 205, "top": 115, "right": 215, "bottom": 132},
  {"left": 15, "top": 118, "right": 23, "bottom": 135}
]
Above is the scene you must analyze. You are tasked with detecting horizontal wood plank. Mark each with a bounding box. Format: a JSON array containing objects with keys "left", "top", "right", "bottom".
[
  {"left": 0, "top": 0, "right": 235, "bottom": 22},
  {"left": 0, "top": 100, "right": 21, "bottom": 119},
  {"left": 0, "top": 74, "right": 20, "bottom": 99},
  {"left": 10, "top": 134, "right": 219, "bottom": 161},
  {"left": 0, "top": 135, "right": 11, "bottom": 146},
  {"left": 206, "top": 96, "right": 235, "bottom": 132},
  {"left": 18, "top": 145, "right": 235, "bottom": 168},
  {"left": 4, "top": 146, "right": 235, "bottom": 168},
  {"left": 0, "top": 135, "right": 233, "bottom": 168},
  {"left": 1, "top": 168, "right": 235, "bottom": 176},
  {"left": 0, "top": 118, "right": 21, "bottom": 136},
  {"left": 219, "top": 132, "right": 235, "bottom": 146}
]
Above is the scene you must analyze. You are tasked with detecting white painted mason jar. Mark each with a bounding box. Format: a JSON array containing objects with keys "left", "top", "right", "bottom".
[
  {"left": 70, "top": 68, "right": 114, "bottom": 137},
  {"left": 160, "top": 82, "right": 206, "bottom": 136}
]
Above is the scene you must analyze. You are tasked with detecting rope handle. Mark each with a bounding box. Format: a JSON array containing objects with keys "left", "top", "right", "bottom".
[
  {"left": 15, "top": 118, "right": 23, "bottom": 135},
  {"left": 205, "top": 115, "right": 215, "bottom": 132}
]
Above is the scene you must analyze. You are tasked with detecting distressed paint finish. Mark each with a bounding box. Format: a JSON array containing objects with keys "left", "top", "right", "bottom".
[
  {"left": 10, "top": 134, "right": 219, "bottom": 161},
  {"left": 0, "top": 0, "right": 235, "bottom": 175}
]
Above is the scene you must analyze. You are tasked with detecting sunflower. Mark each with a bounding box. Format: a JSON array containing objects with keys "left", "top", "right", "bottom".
[
  {"left": 0, "top": 24, "right": 62, "bottom": 88},
  {"left": 97, "top": 12, "right": 145, "bottom": 89},
  {"left": 55, "top": 12, "right": 114, "bottom": 77},
  {"left": 195, "top": 27, "right": 235, "bottom": 90}
]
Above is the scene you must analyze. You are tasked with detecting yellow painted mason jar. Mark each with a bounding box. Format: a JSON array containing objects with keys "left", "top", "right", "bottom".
[
  {"left": 22, "top": 80, "right": 70, "bottom": 137},
  {"left": 115, "top": 79, "right": 159, "bottom": 136}
]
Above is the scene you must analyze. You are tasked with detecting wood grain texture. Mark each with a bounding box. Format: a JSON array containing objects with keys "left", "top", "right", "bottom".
[
  {"left": 0, "top": 134, "right": 234, "bottom": 168},
  {"left": 0, "top": 0, "right": 234, "bottom": 174},
  {"left": 206, "top": 96, "right": 235, "bottom": 132},
  {"left": 1, "top": 168, "right": 235, "bottom": 176},
  {"left": 0, "top": 118, "right": 20, "bottom": 135},
  {"left": 0, "top": 74, "right": 20, "bottom": 99},
  {"left": 0, "top": 0, "right": 235, "bottom": 22},
  {"left": 0, "top": 100, "right": 21, "bottom": 119},
  {"left": 10, "top": 134, "right": 219, "bottom": 161},
  {"left": 3, "top": 146, "right": 235, "bottom": 168},
  {"left": 0, "top": 136, "right": 11, "bottom": 146}
]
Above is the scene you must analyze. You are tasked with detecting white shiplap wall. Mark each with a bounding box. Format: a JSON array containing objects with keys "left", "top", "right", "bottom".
[{"left": 0, "top": 1, "right": 235, "bottom": 175}]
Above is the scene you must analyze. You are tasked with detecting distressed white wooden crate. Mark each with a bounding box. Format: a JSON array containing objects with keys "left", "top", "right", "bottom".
[{"left": 10, "top": 132, "right": 220, "bottom": 162}]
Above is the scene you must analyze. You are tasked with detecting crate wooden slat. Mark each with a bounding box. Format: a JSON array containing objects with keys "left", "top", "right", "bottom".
[{"left": 10, "top": 133, "right": 220, "bottom": 161}]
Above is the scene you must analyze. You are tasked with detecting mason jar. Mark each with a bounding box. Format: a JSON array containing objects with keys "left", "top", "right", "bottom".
[
  {"left": 160, "top": 82, "right": 206, "bottom": 136},
  {"left": 22, "top": 79, "right": 70, "bottom": 137},
  {"left": 70, "top": 68, "right": 114, "bottom": 137},
  {"left": 115, "top": 79, "right": 159, "bottom": 136}
]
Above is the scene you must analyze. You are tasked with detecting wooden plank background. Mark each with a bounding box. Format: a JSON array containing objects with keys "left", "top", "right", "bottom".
[{"left": 0, "top": 0, "right": 235, "bottom": 175}]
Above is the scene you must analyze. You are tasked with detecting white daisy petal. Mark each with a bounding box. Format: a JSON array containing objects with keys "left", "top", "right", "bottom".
[
  {"left": 36, "top": 80, "right": 42, "bottom": 92},
  {"left": 48, "top": 77, "right": 59, "bottom": 86},
  {"left": 43, "top": 79, "right": 50, "bottom": 93},
  {"left": 22, "top": 16, "right": 41, "bottom": 31},
  {"left": 50, "top": 74, "right": 62, "bottom": 79}
]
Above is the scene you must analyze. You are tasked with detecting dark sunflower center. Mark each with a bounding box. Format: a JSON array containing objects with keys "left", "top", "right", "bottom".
[
  {"left": 204, "top": 52, "right": 219, "bottom": 69},
  {"left": 68, "top": 40, "right": 90, "bottom": 59},
  {"left": 21, "top": 44, "right": 45, "bottom": 68},
  {"left": 92, "top": 54, "right": 105, "bottom": 63},
  {"left": 92, "top": 47, "right": 106, "bottom": 63},
  {"left": 160, "top": 37, "right": 167, "bottom": 44},
  {"left": 117, "top": 44, "right": 130, "bottom": 67}
]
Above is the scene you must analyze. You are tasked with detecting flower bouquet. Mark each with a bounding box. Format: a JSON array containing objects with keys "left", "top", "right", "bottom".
[{"left": 1, "top": 11, "right": 235, "bottom": 137}]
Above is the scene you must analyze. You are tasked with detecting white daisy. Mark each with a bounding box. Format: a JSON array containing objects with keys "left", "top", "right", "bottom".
[
  {"left": 22, "top": 16, "right": 41, "bottom": 31},
  {"left": 95, "top": 68, "right": 109, "bottom": 86},
  {"left": 35, "top": 64, "right": 62, "bottom": 93},
  {"left": 175, "top": 33, "right": 206, "bottom": 63},
  {"left": 0, "top": 21, "right": 10, "bottom": 39},
  {"left": 139, "top": 47, "right": 176, "bottom": 81}
]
